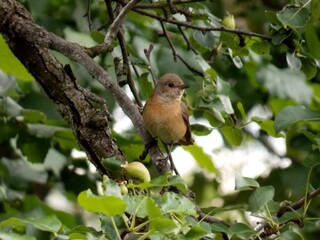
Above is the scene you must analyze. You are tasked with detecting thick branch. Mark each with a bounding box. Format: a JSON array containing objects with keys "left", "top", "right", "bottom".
[{"left": 0, "top": 0, "right": 170, "bottom": 174}]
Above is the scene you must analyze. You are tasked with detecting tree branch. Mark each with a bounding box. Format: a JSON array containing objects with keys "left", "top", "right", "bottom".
[
  {"left": 0, "top": 0, "right": 171, "bottom": 175},
  {"left": 115, "top": 0, "right": 271, "bottom": 41},
  {"left": 134, "top": 0, "right": 205, "bottom": 9},
  {"left": 103, "top": 0, "right": 143, "bottom": 107},
  {"left": 277, "top": 187, "right": 320, "bottom": 218},
  {"left": 104, "top": 0, "right": 141, "bottom": 45}
]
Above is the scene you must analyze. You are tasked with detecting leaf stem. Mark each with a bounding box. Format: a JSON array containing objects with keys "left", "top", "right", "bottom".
[
  {"left": 111, "top": 216, "right": 121, "bottom": 240},
  {"left": 303, "top": 166, "right": 314, "bottom": 215}
]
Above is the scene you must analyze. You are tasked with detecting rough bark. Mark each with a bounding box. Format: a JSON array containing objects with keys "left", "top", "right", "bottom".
[
  {"left": 0, "top": 0, "right": 170, "bottom": 175},
  {"left": 0, "top": 0, "right": 123, "bottom": 176}
]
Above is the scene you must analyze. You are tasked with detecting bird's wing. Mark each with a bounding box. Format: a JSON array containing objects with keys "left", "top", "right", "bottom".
[{"left": 179, "top": 101, "right": 194, "bottom": 145}]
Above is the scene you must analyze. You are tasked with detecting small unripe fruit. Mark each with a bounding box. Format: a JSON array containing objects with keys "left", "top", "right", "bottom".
[
  {"left": 222, "top": 14, "right": 235, "bottom": 29},
  {"left": 119, "top": 182, "right": 128, "bottom": 195},
  {"left": 124, "top": 162, "right": 151, "bottom": 182}
]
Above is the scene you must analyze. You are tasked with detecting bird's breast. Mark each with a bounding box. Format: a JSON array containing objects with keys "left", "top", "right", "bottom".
[{"left": 143, "top": 96, "right": 187, "bottom": 144}]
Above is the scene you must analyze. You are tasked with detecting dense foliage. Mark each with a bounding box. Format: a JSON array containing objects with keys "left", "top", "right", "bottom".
[{"left": 0, "top": 0, "right": 320, "bottom": 239}]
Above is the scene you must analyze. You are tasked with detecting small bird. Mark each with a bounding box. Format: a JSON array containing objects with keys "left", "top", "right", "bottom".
[{"left": 142, "top": 73, "right": 194, "bottom": 174}]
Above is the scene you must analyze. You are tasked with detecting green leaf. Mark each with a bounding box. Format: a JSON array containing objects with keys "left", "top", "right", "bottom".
[
  {"left": 27, "top": 216, "right": 62, "bottom": 232},
  {"left": 139, "top": 72, "right": 153, "bottom": 100},
  {"left": 0, "top": 118, "right": 20, "bottom": 143},
  {"left": 185, "top": 225, "right": 208, "bottom": 239},
  {"left": 0, "top": 232, "right": 36, "bottom": 240},
  {"left": 235, "top": 176, "right": 260, "bottom": 191},
  {"left": 280, "top": 230, "right": 304, "bottom": 240},
  {"left": 251, "top": 41, "right": 270, "bottom": 55},
  {"left": 69, "top": 233, "right": 87, "bottom": 240},
  {"left": 231, "top": 55, "right": 243, "bottom": 69},
  {"left": 271, "top": 30, "right": 291, "bottom": 45},
  {"left": 150, "top": 218, "right": 178, "bottom": 235},
  {"left": 78, "top": 190, "right": 127, "bottom": 216},
  {"left": 193, "top": 30, "right": 219, "bottom": 50},
  {"left": 305, "top": 24, "right": 320, "bottom": 58},
  {"left": 0, "top": 72, "right": 17, "bottom": 96},
  {"left": 276, "top": 5, "right": 311, "bottom": 29},
  {"left": 301, "top": 58, "right": 317, "bottom": 80},
  {"left": 191, "top": 123, "right": 213, "bottom": 136},
  {"left": 124, "top": 195, "right": 148, "bottom": 218},
  {"left": 218, "top": 95, "right": 234, "bottom": 114},
  {"left": 0, "top": 216, "right": 61, "bottom": 233},
  {"left": 265, "top": 10, "right": 282, "bottom": 27},
  {"left": 229, "top": 223, "right": 255, "bottom": 239},
  {"left": 220, "top": 124, "right": 243, "bottom": 146},
  {"left": 204, "top": 108, "right": 226, "bottom": 126},
  {"left": 301, "top": 130, "right": 320, "bottom": 152},
  {"left": 99, "top": 216, "right": 122, "bottom": 240},
  {"left": 251, "top": 117, "right": 283, "bottom": 137},
  {"left": 211, "top": 222, "right": 229, "bottom": 234},
  {"left": 182, "top": 144, "right": 217, "bottom": 173},
  {"left": 236, "top": 102, "right": 247, "bottom": 122},
  {"left": 1, "top": 157, "right": 48, "bottom": 184},
  {"left": 168, "top": 175, "right": 188, "bottom": 193},
  {"left": 257, "top": 65, "right": 313, "bottom": 105},
  {"left": 303, "top": 151, "right": 320, "bottom": 168},
  {"left": 128, "top": 173, "right": 188, "bottom": 193},
  {"left": 26, "top": 123, "right": 67, "bottom": 138},
  {"left": 249, "top": 186, "right": 275, "bottom": 212},
  {"left": 90, "top": 30, "right": 105, "bottom": 43},
  {"left": 43, "top": 148, "right": 67, "bottom": 177},
  {"left": 216, "top": 76, "right": 231, "bottom": 96},
  {"left": 0, "top": 36, "right": 33, "bottom": 81},
  {"left": 102, "top": 177, "right": 123, "bottom": 198},
  {"left": 161, "top": 192, "right": 197, "bottom": 217},
  {"left": 286, "top": 52, "right": 302, "bottom": 70},
  {"left": 0, "top": 97, "right": 23, "bottom": 117},
  {"left": 274, "top": 106, "right": 320, "bottom": 132},
  {"left": 17, "top": 132, "right": 51, "bottom": 163},
  {"left": 146, "top": 197, "right": 162, "bottom": 219},
  {"left": 101, "top": 157, "right": 122, "bottom": 171},
  {"left": 53, "top": 129, "right": 78, "bottom": 150},
  {"left": 23, "top": 110, "right": 47, "bottom": 123}
]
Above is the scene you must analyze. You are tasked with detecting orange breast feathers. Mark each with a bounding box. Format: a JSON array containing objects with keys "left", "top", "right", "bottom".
[{"left": 142, "top": 95, "right": 187, "bottom": 145}]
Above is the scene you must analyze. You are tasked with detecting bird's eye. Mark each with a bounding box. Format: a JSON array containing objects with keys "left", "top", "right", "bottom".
[{"left": 168, "top": 83, "right": 174, "bottom": 88}]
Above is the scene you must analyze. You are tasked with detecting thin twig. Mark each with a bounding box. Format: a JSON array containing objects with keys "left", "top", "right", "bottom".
[
  {"left": 84, "top": 0, "right": 93, "bottom": 30},
  {"left": 144, "top": 44, "right": 157, "bottom": 85},
  {"left": 104, "top": 0, "right": 141, "bottom": 45},
  {"left": 167, "top": 0, "right": 178, "bottom": 14},
  {"left": 118, "top": 32, "right": 143, "bottom": 107},
  {"left": 160, "top": 21, "right": 177, "bottom": 61},
  {"left": 178, "top": 25, "right": 197, "bottom": 54},
  {"left": 105, "top": 0, "right": 115, "bottom": 20},
  {"left": 88, "top": 0, "right": 141, "bottom": 57},
  {"left": 104, "top": 0, "right": 143, "bottom": 107},
  {"left": 131, "top": 63, "right": 140, "bottom": 78},
  {"left": 134, "top": 0, "right": 205, "bottom": 9},
  {"left": 160, "top": 21, "right": 203, "bottom": 75},
  {"left": 177, "top": 54, "right": 204, "bottom": 76},
  {"left": 197, "top": 209, "right": 231, "bottom": 227},
  {"left": 112, "top": 1, "right": 271, "bottom": 41},
  {"left": 277, "top": 187, "right": 320, "bottom": 218}
]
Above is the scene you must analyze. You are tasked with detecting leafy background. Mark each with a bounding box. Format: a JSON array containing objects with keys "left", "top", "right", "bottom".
[{"left": 0, "top": 0, "right": 320, "bottom": 239}]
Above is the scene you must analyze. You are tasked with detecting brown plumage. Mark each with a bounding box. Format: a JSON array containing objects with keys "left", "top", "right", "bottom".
[{"left": 142, "top": 73, "right": 194, "bottom": 146}]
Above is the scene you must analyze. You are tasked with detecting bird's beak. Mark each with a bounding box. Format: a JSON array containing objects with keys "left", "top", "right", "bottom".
[{"left": 180, "top": 84, "right": 189, "bottom": 89}]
